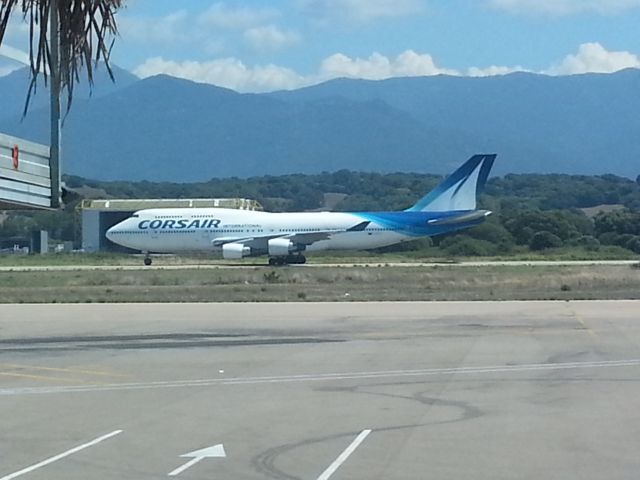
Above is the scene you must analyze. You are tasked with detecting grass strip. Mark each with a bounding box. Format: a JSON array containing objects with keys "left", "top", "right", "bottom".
[{"left": 1, "top": 264, "right": 639, "bottom": 303}]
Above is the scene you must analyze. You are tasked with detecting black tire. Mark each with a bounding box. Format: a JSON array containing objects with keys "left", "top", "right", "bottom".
[
  {"left": 144, "top": 257, "right": 152, "bottom": 266},
  {"left": 287, "top": 255, "right": 306, "bottom": 264}
]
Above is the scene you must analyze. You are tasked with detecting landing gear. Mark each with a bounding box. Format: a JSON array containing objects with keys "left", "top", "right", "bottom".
[
  {"left": 290, "top": 254, "right": 307, "bottom": 265},
  {"left": 143, "top": 253, "right": 152, "bottom": 266},
  {"left": 268, "top": 254, "right": 306, "bottom": 266}
]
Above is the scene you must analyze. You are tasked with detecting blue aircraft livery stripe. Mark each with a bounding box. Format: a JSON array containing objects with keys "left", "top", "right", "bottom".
[
  {"left": 355, "top": 211, "right": 484, "bottom": 237},
  {"left": 406, "top": 154, "right": 496, "bottom": 212}
]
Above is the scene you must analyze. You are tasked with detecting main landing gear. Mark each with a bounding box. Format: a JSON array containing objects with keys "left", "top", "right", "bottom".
[
  {"left": 268, "top": 254, "right": 306, "bottom": 266},
  {"left": 143, "top": 253, "right": 152, "bottom": 266}
]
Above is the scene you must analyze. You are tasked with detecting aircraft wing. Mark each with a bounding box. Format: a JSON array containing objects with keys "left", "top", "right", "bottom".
[
  {"left": 211, "top": 221, "right": 370, "bottom": 249},
  {"left": 281, "top": 221, "right": 369, "bottom": 244}
]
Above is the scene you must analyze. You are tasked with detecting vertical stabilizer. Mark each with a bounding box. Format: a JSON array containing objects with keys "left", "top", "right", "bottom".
[{"left": 406, "top": 154, "right": 496, "bottom": 212}]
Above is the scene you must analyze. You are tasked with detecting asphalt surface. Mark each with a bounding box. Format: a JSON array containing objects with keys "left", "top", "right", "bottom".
[{"left": 1, "top": 301, "right": 640, "bottom": 479}]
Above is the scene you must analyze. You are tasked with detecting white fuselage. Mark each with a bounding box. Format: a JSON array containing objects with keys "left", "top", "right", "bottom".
[
  {"left": 106, "top": 208, "right": 409, "bottom": 255},
  {"left": 104, "top": 154, "right": 496, "bottom": 261}
]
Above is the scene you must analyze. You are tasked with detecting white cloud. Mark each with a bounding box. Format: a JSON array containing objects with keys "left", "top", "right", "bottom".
[
  {"left": 488, "top": 0, "right": 640, "bottom": 15},
  {"left": 319, "top": 50, "right": 457, "bottom": 80},
  {"left": 132, "top": 44, "right": 640, "bottom": 93},
  {"left": 134, "top": 51, "right": 459, "bottom": 93},
  {"left": 0, "top": 44, "right": 30, "bottom": 65},
  {"left": 117, "top": 4, "right": 298, "bottom": 58},
  {"left": 244, "top": 25, "right": 301, "bottom": 52},
  {"left": 300, "top": 0, "right": 424, "bottom": 23},
  {"left": 0, "top": 44, "right": 48, "bottom": 75},
  {"left": 546, "top": 42, "right": 640, "bottom": 75},
  {"left": 0, "top": 15, "right": 33, "bottom": 68},
  {"left": 0, "top": 63, "right": 22, "bottom": 77},
  {"left": 467, "top": 65, "right": 525, "bottom": 77},
  {"left": 133, "top": 57, "right": 304, "bottom": 93},
  {"left": 3, "top": 15, "right": 29, "bottom": 40},
  {"left": 198, "top": 3, "right": 279, "bottom": 30},
  {"left": 118, "top": 10, "right": 192, "bottom": 45}
]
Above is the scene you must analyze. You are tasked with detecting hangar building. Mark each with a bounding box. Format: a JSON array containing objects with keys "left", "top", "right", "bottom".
[{"left": 81, "top": 198, "right": 263, "bottom": 252}]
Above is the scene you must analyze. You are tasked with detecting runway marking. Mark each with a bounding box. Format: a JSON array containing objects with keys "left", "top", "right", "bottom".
[
  {"left": 168, "top": 444, "right": 226, "bottom": 476},
  {"left": 577, "top": 317, "right": 596, "bottom": 337},
  {"left": 317, "top": 430, "right": 371, "bottom": 480},
  {"left": 0, "top": 363, "right": 130, "bottom": 378},
  {"left": 0, "top": 371, "right": 83, "bottom": 383},
  {"left": 564, "top": 305, "right": 596, "bottom": 337},
  {"left": 0, "top": 358, "right": 638, "bottom": 396},
  {"left": 0, "top": 430, "right": 122, "bottom": 480}
]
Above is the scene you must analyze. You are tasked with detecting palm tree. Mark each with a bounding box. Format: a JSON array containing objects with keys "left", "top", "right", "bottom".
[{"left": 0, "top": 0, "right": 123, "bottom": 112}]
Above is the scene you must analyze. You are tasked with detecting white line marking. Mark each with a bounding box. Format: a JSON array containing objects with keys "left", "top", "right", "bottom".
[
  {"left": 0, "top": 430, "right": 122, "bottom": 480},
  {"left": 0, "top": 359, "right": 638, "bottom": 396},
  {"left": 168, "top": 457, "right": 202, "bottom": 477},
  {"left": 168, "top": 444, "right": 226, "bottom": 476},
  {"left": 317, "top": 430, "right": 371, "bottom": 480}
]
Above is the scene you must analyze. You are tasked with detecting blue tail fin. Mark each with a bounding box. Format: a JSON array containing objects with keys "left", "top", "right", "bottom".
[{"left": 406, "top": 154, "right": 496, "bottom": 212}]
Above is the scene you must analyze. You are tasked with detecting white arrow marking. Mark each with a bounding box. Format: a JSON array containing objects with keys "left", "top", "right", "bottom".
[
  {"left": 317, "top": 429, "right": 371, "bottom": 480},
  {"left": 168, "top": 444, "right": 226, "bottom": 476}
]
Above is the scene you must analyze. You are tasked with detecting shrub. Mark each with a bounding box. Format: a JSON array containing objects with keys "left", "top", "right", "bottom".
[
  {"left": 624, "top": 236, "right": 640, "bottom": 254},
  {"left": 376, "top": 237, "right": 432, "bottom": 253},
  {"left": 529, "top": 231, "right": 563, "bottom": 251},
  {"left": 442, "top": 236, "right": 497, "bottom": 256},
  {"left": 570, "top": 235, "right": 600, "bottom": 251},
  {"left": 263, "top": 271, "right": 281, "bottom": 283}
]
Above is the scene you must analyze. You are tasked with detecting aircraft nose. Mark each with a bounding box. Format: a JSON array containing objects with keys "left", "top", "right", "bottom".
[{"left": 105, "top": 222, "right": 121, "bottom": 242}]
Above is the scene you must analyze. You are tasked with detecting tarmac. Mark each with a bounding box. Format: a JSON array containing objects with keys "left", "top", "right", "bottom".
[{"left": 1, "top": 301, "right": 640, "bottom": 479}]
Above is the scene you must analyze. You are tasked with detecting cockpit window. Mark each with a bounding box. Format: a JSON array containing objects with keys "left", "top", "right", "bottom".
[{"left": 131, "top": 214, "right": 140, "bottom": 218}]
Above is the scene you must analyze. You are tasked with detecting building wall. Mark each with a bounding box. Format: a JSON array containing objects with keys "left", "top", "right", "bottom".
[
  {"left": 82, "top": 210, "right": 138, "bottom": 253},
  {"left": 81, "top": 210, "right": 100, "bottom": 252}
]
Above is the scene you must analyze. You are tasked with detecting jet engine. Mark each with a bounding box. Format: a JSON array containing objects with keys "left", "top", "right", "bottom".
[
  {"left": 268, "top": 238, "right": 296, "bottom": 256},
  {"left": 222, "top": 243, "right": 250, "bottom": 259}
]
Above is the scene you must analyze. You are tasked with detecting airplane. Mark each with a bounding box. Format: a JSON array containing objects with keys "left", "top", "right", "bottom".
[{"left": 106, "top": 154, "right": 496, "bottom": 266}]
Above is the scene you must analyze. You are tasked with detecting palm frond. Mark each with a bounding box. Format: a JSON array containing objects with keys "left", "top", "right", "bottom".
[{"left": 0, "top": 0, "right": 122, "bottom": 115}]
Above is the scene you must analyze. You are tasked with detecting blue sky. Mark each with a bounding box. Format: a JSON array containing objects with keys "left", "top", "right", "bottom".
[{"left": 2, "top": 0, "right": 640, "bottom": 91}]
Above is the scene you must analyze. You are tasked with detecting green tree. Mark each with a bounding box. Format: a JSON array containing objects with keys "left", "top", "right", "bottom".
[
  {"left": 625, "top": 237, "right": 640, "bottom": 254},
  {"left": 529, "top": 231, "right": 563, "bottom": 251},
  {"left": 504, "top": 210, "right": 591, "bottom": 245},
  {"left": 595, "top": 210, "right": 640, "bottom": 236},
  {"left": 440, "top": 235, "right": 498, "bottom": 256}
]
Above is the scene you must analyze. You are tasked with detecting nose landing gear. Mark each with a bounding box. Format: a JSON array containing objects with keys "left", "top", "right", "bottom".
[{"left": 143, "top": 253, "right": 152, "bottom": 266}]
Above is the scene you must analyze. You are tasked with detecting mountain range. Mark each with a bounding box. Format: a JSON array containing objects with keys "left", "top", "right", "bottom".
[{"left": 0, "top": 66, "right": 639, "bottom": 181}]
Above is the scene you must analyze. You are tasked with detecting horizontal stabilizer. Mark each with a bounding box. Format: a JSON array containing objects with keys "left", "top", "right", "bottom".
[
  {"left": 407, "top": 154, "right": 496, "bottom": 212},
  {"left": 427, "top": 210, "right": 492, "bottom": 226}
]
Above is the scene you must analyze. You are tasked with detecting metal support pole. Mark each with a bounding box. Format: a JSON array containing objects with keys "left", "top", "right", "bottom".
[{"left": 49, "top": 0, "right": 61, "bottom": 208}]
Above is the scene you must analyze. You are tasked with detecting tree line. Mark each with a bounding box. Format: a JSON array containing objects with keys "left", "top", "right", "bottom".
[{"left": 2, "top": 170, "right": 640, "bottom": 256}]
